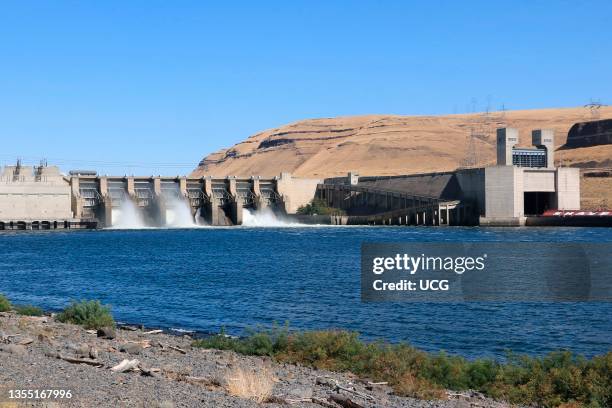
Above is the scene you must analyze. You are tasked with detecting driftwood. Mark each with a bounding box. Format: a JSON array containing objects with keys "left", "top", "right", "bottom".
[
  {"left": 317, "top": 378, "right": 374, "bottom": 402},
  {"left": 447, "top": 391, "right": 471, "bottom": 398},
  {"left": 126, "top": 340, "right": 151, "bottom": 348},
  {"left": 447, "top": 390, "right": 486, "bottom": 399},
  {"left": 335, "top": 383, "right": 373, "bottom": 401},
  {"left": 284, "top": 397, "right": 313, "bottom": 405},
  {"left": 138, "top": 364, "right": 160, "bottom": 377},
  {"left": 328, "top": 394, "right": 365, "bottom": 408},
  {"left": 57, "top": 353, "right": 104, "bottom": 367},
  {"left": 142, "top": 329, "right": 163, "bottom": 335},
  {"left": 111, "top": 359, "right": 140, "bottom": 373},
  {"left": 167, "top": 344, "right": 187, "bottom": 354},
  {"left": 184, "top": 375, "right": 218, "bottom": 386}
]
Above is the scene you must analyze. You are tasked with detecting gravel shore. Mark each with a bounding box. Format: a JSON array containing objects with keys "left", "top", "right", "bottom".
[{"left": 0, "top": 312, "right": 512, "bottom": 408}]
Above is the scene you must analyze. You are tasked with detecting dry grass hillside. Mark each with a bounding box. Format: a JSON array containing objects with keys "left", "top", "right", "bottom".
[
  {"left": 191, "top": 106, "right": 612, "bottom": 209},
  {"left": 191, "top": 106, "right": 612, "bottom": 179}
]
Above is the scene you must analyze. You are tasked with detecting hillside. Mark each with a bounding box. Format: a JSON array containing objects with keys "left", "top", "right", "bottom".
[{"left": 191, "top": 106, "right": 612, "bottom": 179}]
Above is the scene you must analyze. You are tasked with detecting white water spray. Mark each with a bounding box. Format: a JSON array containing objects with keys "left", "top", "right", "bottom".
[
  {"left": 242, "top": 208, "right": 302, "bottom": 227},
  {"left": 194, "top": 208, "right": 207, "bottom": 226},
  {"left": 165, "top": 196, "right": 198, "bottom": 228},
  {"left": 111, "top": 199, "right": 148, "bottom": 229}
]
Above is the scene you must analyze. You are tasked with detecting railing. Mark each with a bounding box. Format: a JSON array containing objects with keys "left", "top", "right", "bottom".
[
  {"left": 212, "top": 188, "right": 232, "bottom": 205},
  {"left": 79, "top": 188, "right": 102, "bottom": 208},
  {"left": 236, "top": 189, "right": 257, "bottom": 205},
  {"left": 187, "top": 189, "right": 207, "bottom": 207},
  {"left": 0, "top": 176, "right": 48, "bottom": 183},
  {"left": 259, "top": 188, "right": 281, "bottom": 204}
]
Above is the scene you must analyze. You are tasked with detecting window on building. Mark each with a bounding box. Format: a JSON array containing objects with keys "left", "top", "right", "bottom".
[{"left": 512, "top": 148, "right": 547, "bottom": 168}]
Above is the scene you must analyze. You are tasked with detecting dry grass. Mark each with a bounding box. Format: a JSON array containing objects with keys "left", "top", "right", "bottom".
[
  {"left": 16, "top": 317, "right": 30, "bottom": 331},
  {"left": 580, "top": 175, "right": 612, "bottom": 210},
  {"left": 191, "top": 106, "right": 612, "bottom": 179},
  {"left": 225, "top": 366, "right": 275, "bottom": 403},
  {"left": 394, "top": 373, "right": 447, "bottom": 400}
]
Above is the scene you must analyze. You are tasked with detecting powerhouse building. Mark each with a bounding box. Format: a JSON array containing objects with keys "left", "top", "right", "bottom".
[
  {"left": 318, "top": 128, "right": 581, "bottom": 227},
  {"left": 478, "top": 128, "right": 580, "bottom": 225}
]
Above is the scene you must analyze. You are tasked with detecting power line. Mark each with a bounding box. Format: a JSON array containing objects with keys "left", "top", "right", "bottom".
[{"left": 0, "top": 154, "right": 198, "bottom": 169}]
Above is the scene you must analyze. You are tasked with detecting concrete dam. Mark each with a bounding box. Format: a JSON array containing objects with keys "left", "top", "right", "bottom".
[
  {"left": 71, "top": 172, "right": 322, "bottom": 228},
  {"left": 0, "top": 164, "right": 320, "bottom": 229},
  {"left": 0, "top": 127, "right": 583, "bottom": 230}
]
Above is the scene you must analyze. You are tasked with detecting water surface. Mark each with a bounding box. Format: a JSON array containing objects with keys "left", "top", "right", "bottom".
[{"left": 1, "top": 226, "right": 610, "bottom": 359}]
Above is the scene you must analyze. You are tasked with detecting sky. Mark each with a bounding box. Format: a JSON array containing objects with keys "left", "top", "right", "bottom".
[{"left": 1, "top": 1, "right": 611, "bottom": 175}]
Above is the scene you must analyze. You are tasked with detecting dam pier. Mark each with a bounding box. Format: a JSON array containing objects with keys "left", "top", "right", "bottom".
[{"left": 0, "top": 127, "right": 586, "bottom": 230}]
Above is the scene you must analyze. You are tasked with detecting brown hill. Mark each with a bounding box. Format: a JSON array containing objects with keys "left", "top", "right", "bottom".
[{"left": 191, "top": 106, "right": 612, "bottom": 180}]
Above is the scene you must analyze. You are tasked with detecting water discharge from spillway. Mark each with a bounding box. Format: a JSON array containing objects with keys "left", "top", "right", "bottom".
[
  {"left": 165, "top": 196, "right": 200, "bottom": 228},
  {"left": 110, "top": 199, "right": 148, "bottom": 229},
  {"left": 109, "top": 199, "right": 305, "bottom": 229},
  {"left": 109, "top": 196, "right": 203, "bottom": 229},
  {"left": 242, "top": 207, "right": 302, "bottom": 227}
]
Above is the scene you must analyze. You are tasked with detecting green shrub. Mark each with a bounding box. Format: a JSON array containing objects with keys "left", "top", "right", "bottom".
[
  {"left": 0, "top": 294, "right": 11, "bottom": 312},
  {"left": 194, "top": 325, "right": 289, "bottom": 356},
  {"left": 193, "top": 328, "right": 612, "bottom": 407},
  {"left": 56, "top": 300, "right": 114, "bottom": 329},
  {"left": 15, "top": 304, "right": 44, "bottom": 316},
  {"left": 296, "top": 199, "right": 346, "bottom": 216}
]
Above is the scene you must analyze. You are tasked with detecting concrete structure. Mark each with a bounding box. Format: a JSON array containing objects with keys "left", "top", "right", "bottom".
[
  {"left": 480, "top": 128, "right": 578, "bottom": 225},
  {"left": 71, "top": 173, "right": 321, "bottom": 227},
  {"left": 496, "top": 127, "right": 519, "bottom": 166},
  {"left": 0, "top": 162, "right": 87, "bottom": 230},
  {"left": 316, "top": 128, "right": 580, "bottom": 227},
  {"left": 0, "top": 158, "right": 321, "bottom": 229},
  {"left": 317, "top": 173, "right": 465, "bottom": 226},
  {"left": 532, "top": 129, "right": 555, "bottom": 168},
  {"left": 0, "top": 126, "right": 580, "bottom": 229},
  {"left": 276, "top": 172, "right": 321, "bottom": 214},
  {"left": 497, "top": 127, "right": 554, "bottom": 168}
]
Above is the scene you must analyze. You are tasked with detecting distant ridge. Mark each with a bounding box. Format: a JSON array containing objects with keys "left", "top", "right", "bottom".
[{"left": 191, "top": 106, "right": 612, "bottom": 178}]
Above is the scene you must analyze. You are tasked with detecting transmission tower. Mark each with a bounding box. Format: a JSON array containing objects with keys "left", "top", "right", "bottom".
[
  {"left": 462, "top": 128, "right": 479, "bottom": 168},
  {"left": 498, "top": 103, "right": 506, "bottom": 121},
  {"left": 585, "top": 99, "right": 604, "bottom": 120}
]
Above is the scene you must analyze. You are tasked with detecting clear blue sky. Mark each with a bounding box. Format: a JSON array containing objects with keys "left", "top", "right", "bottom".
[{"left": 1, "top": 1, "right": 610, "bottom": 175}]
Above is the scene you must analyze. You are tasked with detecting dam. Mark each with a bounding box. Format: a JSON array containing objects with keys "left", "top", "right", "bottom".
[
  {"left": 0, "top": 127, "right": 583, "bottom": 229},
  {"left": 0, "top": 163, "right": 320, "bottom": 229},
  {"left": 70, "top": 172, "right": 320, "bottom": 228}
]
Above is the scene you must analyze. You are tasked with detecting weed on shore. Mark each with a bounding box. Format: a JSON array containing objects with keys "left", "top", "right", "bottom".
[
  {"left": 193, "top": 328, "right": 611, "bottom": 408},
  {"left": 56, "top": 300, "right": 114, "bottom": 329}
]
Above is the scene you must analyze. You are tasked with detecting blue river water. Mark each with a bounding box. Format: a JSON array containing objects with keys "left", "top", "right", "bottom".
[{"left": 1, "top": 226, "right": 611, "bottom": 360}]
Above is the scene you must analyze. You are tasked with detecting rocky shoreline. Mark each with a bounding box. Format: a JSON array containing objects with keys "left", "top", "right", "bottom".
[{"left": 0, "top": 312, "right": 512, "bottom": 408}]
